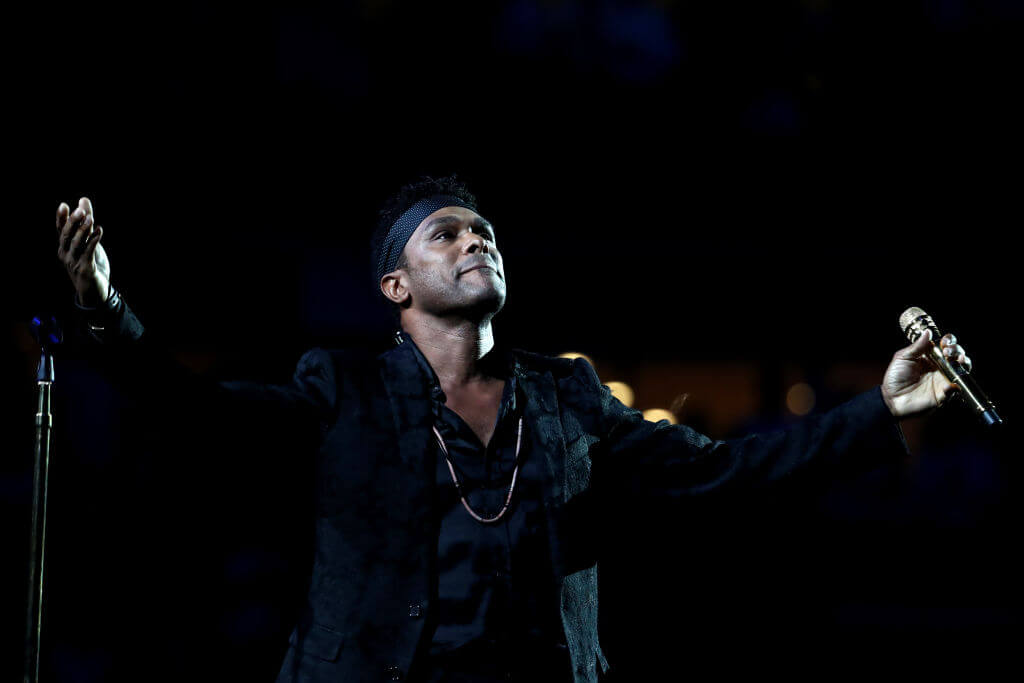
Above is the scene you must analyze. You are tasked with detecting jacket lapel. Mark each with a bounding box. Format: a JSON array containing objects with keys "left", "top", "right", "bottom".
[
  {"left": 515, "top": 360, "right": 567, "bottom": 507},
  {"left": 378, "top": 342, "right": 435, "bottom": 477},
  {"left": 516, "top": 357, "right": 590, "bottom": 580}
]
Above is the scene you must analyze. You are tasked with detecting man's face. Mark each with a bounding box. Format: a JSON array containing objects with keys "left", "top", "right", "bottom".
[{"left": 386, "top": 206, "right": 507, "bottom": 318}]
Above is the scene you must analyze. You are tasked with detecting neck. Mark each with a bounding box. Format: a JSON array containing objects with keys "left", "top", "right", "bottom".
[{"left": 400, "top": 312, "right": 499, "bottom": 388}]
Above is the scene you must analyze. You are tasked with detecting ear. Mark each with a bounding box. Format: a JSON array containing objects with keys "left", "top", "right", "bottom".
[{"left": 380, "top": 271, "right": 410, "bottom": 306}]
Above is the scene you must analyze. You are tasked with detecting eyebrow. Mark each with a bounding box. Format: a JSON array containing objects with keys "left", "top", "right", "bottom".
[{"left": 423, "top": 214, "right": 494, "bottom": 233}]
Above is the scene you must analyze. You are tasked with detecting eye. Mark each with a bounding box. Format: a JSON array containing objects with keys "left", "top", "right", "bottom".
[{"left": 434, "top": 231, "right": 452, "bottom": 240}]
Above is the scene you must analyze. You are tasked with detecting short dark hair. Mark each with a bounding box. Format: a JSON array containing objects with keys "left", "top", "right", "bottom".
[{"left": 370, "top": 174, "right": 479, "bottom": 304}]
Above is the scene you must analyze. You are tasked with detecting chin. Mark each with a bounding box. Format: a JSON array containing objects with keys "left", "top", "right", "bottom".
[{"left": 462, "top": 287, "right": 506, "bottom": 319}]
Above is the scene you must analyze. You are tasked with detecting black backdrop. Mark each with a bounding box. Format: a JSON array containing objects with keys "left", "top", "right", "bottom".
[{"left": 4, "top": 2, "right": 1021, "bottom": 680}]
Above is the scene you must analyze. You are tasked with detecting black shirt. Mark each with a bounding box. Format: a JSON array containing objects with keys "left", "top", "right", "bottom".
[{"left": 400, "top": 333, "right": 572, "bottom": 681}]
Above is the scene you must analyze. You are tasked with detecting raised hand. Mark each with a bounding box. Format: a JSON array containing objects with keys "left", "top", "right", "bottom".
[{"left": 57, "top": 197, "right": 110, "bottom": 307}]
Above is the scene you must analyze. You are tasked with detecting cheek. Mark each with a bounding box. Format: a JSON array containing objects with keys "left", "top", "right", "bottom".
[{"left": 412, "top": 267, "right": 453, "bottom": 294}]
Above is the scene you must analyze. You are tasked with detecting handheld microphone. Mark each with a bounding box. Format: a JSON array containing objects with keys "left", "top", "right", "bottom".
[{"left": 899, "top": 307, "right": 1002, "bottom": 427}]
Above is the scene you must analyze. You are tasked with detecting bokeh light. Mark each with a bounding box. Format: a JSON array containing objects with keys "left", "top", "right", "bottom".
[
  {"left": 605, "top": 381, "right": 635, "bottom": 408},
  {"left": 642, "top": 408, "right": 677, "bottom": 424},
  {"left": 786, "top": 382, "right": 816, "bottom": 415},
  {"left": 558, "top": 352, "right": 594, "bottom": 367}
]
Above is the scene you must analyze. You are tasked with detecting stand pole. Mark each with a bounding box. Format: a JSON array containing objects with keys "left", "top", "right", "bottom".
[{"left": 25, "top": 317, "right": 58, "bottom": 683}]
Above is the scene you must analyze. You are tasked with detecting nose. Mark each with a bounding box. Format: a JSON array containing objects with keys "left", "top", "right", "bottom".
[{"left": 461, "top": 230, "right": 488, "bottom": 254}]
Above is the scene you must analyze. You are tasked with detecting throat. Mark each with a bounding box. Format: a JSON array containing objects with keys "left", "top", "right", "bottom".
[{"left": 443, "top": 379, "right": 506, "bottom": 449}]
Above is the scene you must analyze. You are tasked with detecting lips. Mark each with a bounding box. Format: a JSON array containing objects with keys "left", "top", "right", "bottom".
[{"left": 460, "top": 261, "right": 498, "bottom": 277}]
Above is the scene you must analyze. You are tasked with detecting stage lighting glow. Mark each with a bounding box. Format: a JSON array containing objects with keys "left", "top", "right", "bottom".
[
  {"left": 642, "top": 408, "right": 677, "bottom": 424},
  {"left": 605, "top": 381, "right": 635, "bottom": 408},
  {"left": 786, "top": 382, "right": 816, "bottom": 416}
]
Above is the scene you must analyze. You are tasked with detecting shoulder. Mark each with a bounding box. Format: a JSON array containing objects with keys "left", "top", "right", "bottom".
[
  {"left": 289, "top": 346, "right": 392, "bottom": 412},
  {"left": 511, "top": 348, "right": 573, "bottom": 375},
  {"left": 294, "top": 347, "right": 383, "bottom": 384},
  {"left": 511, "top": 348, "right": 603, "bottom": 390}
]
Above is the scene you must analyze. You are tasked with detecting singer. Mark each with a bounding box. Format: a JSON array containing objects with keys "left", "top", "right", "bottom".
[{"left": 56, "top": 175, "right": 970, "bottom": 683}]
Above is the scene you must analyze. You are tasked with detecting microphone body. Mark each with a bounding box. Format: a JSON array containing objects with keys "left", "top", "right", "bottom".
[{"left": 899, "top": 307, "right": 1002, "bottom": 427}]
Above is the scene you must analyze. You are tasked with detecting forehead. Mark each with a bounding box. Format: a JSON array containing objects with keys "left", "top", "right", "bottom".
[{"left": 413, "top": 206, "right": 490, "bottom": 236}]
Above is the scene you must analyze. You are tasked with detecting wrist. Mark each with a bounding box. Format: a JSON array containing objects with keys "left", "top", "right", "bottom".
[
  {"left": 76, "top": 291, "right": 100, "bottom": 309},
  {"left": 75, "top": 282, "right": 112, "bottom": 310},
  {"left": 881, "top": 386, "right": 898, "bottom": 418}
]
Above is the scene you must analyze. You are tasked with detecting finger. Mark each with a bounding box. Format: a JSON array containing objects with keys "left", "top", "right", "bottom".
[
  {"left": 60, "top": 206, "right": 86, "bottom": 254},
  {"left": 941, "top": 333, "right": 957, "bottom": 349},
  {"left": 895, "top": 328, "right": 932, "bottom": 360},
  {"left": 78, "top": 196, "right": 93, "bottom": 219},
  {"left": 68, "top": 214, "right": 94, "bottom": 260},
  {"left": 56, "top": 202, "right": 69, "bottom": 233},
  {"left": 941, "top": 377, "right": 959, "bottom": 400},
  {"left": 82, "top": 225, "right": 103, "bottom": 260},
  {"left": 960, "top": 353, "right": 972, "bottom": 371},
  {"left": 58, "top": 206, "right": 82, "bottom": 253}
]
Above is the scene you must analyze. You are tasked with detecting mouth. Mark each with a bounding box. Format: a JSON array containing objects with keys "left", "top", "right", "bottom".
[{"left": 461, "top": 264, "right": 496, "bottom": 276}]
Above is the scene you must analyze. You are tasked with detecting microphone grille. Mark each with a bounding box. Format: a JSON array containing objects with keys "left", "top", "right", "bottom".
[{"left": 899, "top": 306, "right": 928, "bottom": 333}]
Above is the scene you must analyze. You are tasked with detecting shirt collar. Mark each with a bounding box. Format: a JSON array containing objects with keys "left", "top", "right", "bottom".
[{"left": 394, "top": 330, "right": 519, "bottom": 408}]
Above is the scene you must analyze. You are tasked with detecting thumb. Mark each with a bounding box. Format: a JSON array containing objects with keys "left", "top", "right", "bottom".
[{"left": 895, "top": 328, "right": 932, "bottom": 361}]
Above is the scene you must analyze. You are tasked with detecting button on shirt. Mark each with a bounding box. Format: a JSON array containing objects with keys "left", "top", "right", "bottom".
[{"left": 402, "top": 336, "right": 571, "bottom": 681}]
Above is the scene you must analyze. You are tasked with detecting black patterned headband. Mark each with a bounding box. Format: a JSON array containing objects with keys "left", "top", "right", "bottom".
[{"left": 375, "top": 194, "right": 478, "bottom": 283}]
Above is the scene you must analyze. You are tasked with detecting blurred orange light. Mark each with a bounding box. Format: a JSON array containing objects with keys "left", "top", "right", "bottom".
[
  {"left": 642, "top": 408, "right": 677, "bottom": 424},
  {"left": 786, "top": 383, "right": 816, "bottom": 416},
  {"left": 605, "top": 381, "right": 635, "bottom": 408}
]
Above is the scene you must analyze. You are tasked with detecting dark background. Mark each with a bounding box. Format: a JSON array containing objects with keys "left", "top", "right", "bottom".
[{"left": 4, "top": 1, "right": 1021, "bottom": 680}]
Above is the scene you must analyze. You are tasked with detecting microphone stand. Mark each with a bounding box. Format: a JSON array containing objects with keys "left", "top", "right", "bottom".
[{"left": 24, "top": 316, "right": 61, "bottom": 683}]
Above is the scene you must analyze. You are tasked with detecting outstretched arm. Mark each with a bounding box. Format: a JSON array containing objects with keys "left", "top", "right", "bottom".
[
  {"left": 54, "top": 196, "right": 337, "bottom": 464},
  {"left": 580, "top": 329, "right": 968, "bottom": 505}
]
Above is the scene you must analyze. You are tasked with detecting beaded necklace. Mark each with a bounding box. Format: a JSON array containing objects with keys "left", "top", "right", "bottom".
[
  {"left": 395, "top": 330, "right": 523, "bottom": 524},
  {"left": 432, "top": 417, "right": 523, "bottom": 524}
]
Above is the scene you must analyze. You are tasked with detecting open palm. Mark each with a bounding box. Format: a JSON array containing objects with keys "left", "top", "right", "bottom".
[{"left": 57, "top": 197, "right": 110, "bottom": 307}]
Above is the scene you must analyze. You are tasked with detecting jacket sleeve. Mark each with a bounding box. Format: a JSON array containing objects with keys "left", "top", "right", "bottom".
[
  {"left": 69, "top": 286, "right": 337, "bottom": 462},
  {"left": 568, "top": 356, "right": 910, "bottom": 504}
]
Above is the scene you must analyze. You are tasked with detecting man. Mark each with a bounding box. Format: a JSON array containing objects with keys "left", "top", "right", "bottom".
[{"left": 56, "top": 176, "right": 970, "bottom": 682}]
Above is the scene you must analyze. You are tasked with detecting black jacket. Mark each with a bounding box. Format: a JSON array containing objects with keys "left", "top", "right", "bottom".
[{"left": 75, "top": 294, "right": 909, "bottom": 683}]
